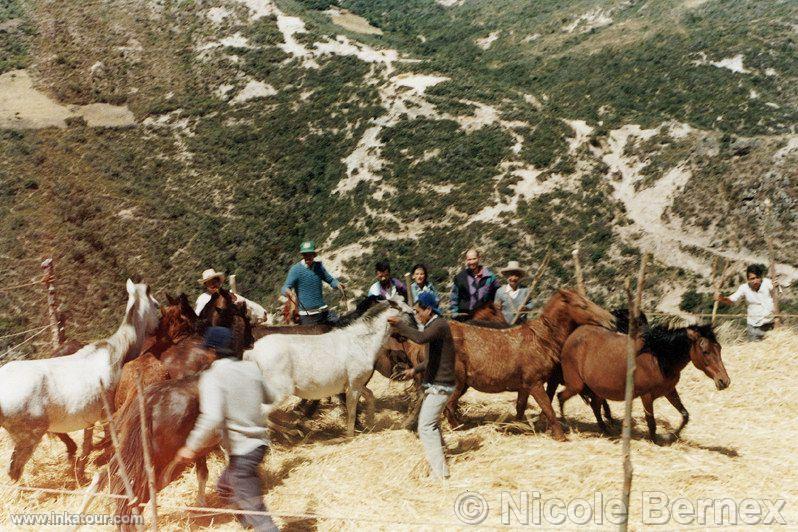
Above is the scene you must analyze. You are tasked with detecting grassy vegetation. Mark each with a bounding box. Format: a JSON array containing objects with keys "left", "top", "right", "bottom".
[{"left": 0, "top": 0, "right": 34, "bottom": 74}]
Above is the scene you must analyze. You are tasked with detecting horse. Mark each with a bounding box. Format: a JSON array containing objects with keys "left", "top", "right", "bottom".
[
  {"left": 0, "top": 279, "right": 159, "bottom": 482},
  {"left": 445, "top": 289, "right": 616, "bottom": 440},
  {"left": 245, "top": 297, "right": 415, "bottom": 437},
  {"left": 469, "top": 301, "right": 508, "bottom": 324},
  {"left": 557, "top": 322, "right": 730, "bottom": 443},
  {"left": 91, "top": 293, "right": 219, "bottom": 469},
  {"left": 79, "top": 374, "right": 218, "bottom": 519}
]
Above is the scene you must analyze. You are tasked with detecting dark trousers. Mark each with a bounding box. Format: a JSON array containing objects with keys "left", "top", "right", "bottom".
[
  {"left": 216, "top": 445, "right": 278, "bottom": 531},
  {"left": 299, "top": 310, "right": 330, "bottom": 326}
]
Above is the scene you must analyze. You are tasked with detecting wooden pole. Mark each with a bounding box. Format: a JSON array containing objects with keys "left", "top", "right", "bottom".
[
  {"left": 572, "top": 245, "right": 585, "bottom": 297},
  {"left": 621, "top": 253, "right": 648, "bottom": 531},
  {"left": 40, "top": 258, "right": 65, "bottom": 350},
  {"left": 229, "top": 274, "right": 238, "bottom": 295},
  {"left": 404, "top": 273, "right": 414, "bottom": 305},
  {"left": 99, "top": 388, "right": 143, "bottom": 529},
  {"left": 135, "top": 375, "right": 159, "bottom": 531},
  {"left": 763, "top": 199, "right": 781, "bottom": 328},
  {"left": 510, "top": 250, "right": 551, "bottom": 325}
]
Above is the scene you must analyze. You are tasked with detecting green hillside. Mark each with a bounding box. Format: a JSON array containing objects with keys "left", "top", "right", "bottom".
[{"left": 1, "top": 0, "right": 796, "bottom": 356}]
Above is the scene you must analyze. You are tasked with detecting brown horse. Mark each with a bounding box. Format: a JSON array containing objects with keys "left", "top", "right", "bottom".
[
  {"left": 445, "top": 289, "right": 616, "bottom": 440},
  {"left": 557, "top": 322, "right": 730, "bottom": 443}
]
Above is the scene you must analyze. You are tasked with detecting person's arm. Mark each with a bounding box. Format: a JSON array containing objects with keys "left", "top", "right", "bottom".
[
  {"left": 184, "top": 372, "right": 225, "bottom": 452},
  {"left": 493, "top": 288, "right": 503, "bottom": 310},
  {"left": 319, "top": 263, "right": 340, "bottom": 289},
  {"left": 716, "top": 284, "right": 744, "bottom": 306},
  {"left": 393, "top": 319, "right": 443, "bottom": 345},
  {"left": 449, "top": 281, "right": 460, "bottom": 314},
  {"left": 280, "top": 266, "right": 297, "bottom": 296}
]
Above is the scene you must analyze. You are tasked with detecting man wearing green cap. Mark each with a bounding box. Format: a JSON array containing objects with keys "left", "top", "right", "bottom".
[{"left": 281, "top": 240, "right": 345, "bottom": 325}]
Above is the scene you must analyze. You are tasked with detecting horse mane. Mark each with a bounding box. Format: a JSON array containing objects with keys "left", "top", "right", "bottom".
[
  {"left": 642, "top": 323, "right": 716, "bottom": 378},
  {"left": 611, "top": 308, "right": 649, "bottom": 334},
  {"left": 334, "top": 295, "right": 382, "bottom": 328},
  {"left": 355, "top": 299, "right": 391, "bottom": 324}
]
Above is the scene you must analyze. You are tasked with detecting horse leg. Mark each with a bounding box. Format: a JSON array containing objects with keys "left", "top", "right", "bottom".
[
  {"left": 359, "top": 385, "right": 376, "bottom": 430},
  {"left": 54, "top": 433, "right": 78, "bottom": 458},
  {"left": 602, "top": 400, "right": 616, "bottom": 426},
  {"left": 9, "top": 429, "right": 45, "bottom": 482},
  {"left": 515, "top": 391, "right": 530, "bottom": 422},
  {"left": 641, "top": 394, "right": 658, "bottom": 444},
  {"left": 74, "top": 426, "right": 94, "bottom": 481},
  {"left": 556, "top": 385, "right": 580, "bottom": 420},
  {"left": 530, "top": 383, "right": 566, "bottom": 441},
  {"left": 587, "top": 394, "right": 609, "bottom": 434},
  {"left": 444, "top": 382, "right": 468, "bottom": 428},
  {"left": 345, "top": 388, "right": 361, "bottom": 437},
  {"left": 546, "top": 364, "right": 563, "bottom": 402},
  {"left": 663, "top": 389, "right": 689, "bottom": 442},
  {"left": 195, "top": 457, "right": 209, "bottom": 506}
]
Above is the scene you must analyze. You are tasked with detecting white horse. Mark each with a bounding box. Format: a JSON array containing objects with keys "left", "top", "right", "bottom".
[
  {"left": 244, "top": 297, "right": 413, "bottom": 436},
  {"left": 0, "top": 279, "right": 159, "bottom": 481},
  {"left": 232, "top": 292, "right": 267, "bottom": 324}
]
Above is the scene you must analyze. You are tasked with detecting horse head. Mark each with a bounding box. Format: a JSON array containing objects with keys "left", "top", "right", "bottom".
[
  {"left": 686, "top": 324, "right": 730, "bottom": 390},
  {"left": 126, "top": 278, "right": 160, "bottom": 336},
  {"left": 159, "top": 293, "right": 198, "bottom": 343},
  {"left": 544, "top": 289, "right": 616, "bottom": 332}
]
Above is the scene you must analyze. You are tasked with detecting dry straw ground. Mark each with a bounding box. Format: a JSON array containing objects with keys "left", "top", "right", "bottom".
[{"left": 1, "top": 325, "right": 797, "bottom": 530}]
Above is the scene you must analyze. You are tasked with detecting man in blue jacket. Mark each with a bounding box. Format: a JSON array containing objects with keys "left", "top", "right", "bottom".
[{"left": 281, "top": 240, "right": 345, "bottom": 325}]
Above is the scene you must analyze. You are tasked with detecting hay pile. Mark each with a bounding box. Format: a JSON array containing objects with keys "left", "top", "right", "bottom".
[{"left": 2, "top": 328, "right": 797, "bottom": 529}]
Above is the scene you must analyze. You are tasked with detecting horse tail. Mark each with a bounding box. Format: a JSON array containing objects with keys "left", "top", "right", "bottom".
[{"left": 107, "top": 399, "right": 149, "bottom": 516}]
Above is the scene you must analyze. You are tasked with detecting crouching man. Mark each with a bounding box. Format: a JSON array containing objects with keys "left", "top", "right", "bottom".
[{"left": 177, "top": 327, "right": 279, "bottom": 531}]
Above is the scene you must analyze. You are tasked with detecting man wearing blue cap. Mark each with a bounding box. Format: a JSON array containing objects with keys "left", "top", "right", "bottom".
[
  {"left": 281, "top": 240, "right": 346, "bottom": 325},
  {"left": 177, "top": 327, "right": 278, "bottom": 531},
  {"left": 388, "top": 291, "right": 456, "bottom": 479}
]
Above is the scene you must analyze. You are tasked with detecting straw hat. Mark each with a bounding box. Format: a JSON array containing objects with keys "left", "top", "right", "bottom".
[
  {"left": 500, "top": 260, "right": 527, "bottom": 278},
  {"left": 198, "top": 268, "right": 225, "bottom": 285}
]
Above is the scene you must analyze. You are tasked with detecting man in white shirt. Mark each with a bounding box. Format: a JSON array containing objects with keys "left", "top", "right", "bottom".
[
  {"left": 195, "top": 268, "right": 226, "bottom": 315},
  {"left": 715, "top": 264, "right": 775, "bottom": 341}
]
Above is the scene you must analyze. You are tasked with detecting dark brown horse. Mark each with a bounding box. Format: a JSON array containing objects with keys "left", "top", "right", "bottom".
[
  {"left": 557, "top": 322, "right": 730, "bottom": 443},
  {"left": 445, "top": 289, "right": 616, "bottom": 440}
]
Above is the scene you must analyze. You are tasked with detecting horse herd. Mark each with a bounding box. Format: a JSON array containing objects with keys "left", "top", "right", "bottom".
[{"left": 0, "top": 279, "right": 731, "bottom": 521}]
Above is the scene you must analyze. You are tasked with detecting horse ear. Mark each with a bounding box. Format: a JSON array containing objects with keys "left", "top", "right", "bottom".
[
  {"left": 126, "top": 278, "right": 136, "bottom": 294},
  {"left": 557, "top": 288, "right": 571, "bottom": 301},
  {"left": 686, "top": 328, "right": 699, "bottom": 341},
  {"left": 165, "top": 293, "right": 176, "bottom": 305}
]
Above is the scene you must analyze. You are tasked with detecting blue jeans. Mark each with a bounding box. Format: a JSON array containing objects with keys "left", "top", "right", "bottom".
[{"left": 217, "top": 445, "right": 278, "bottom": 531}]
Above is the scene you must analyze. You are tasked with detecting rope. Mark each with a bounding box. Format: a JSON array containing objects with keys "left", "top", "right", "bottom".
[
  {"left": 0, "top": 326, "right": 50, "bottom": 360},
  {"left": 0, "top": 280, "right": 41, "bottom": 291},
  {"left": 0, "top": 483, "right": 502, "bottom": 529},
  {"left": 0, "top": 324, "right": 50, "bottom": 341}
]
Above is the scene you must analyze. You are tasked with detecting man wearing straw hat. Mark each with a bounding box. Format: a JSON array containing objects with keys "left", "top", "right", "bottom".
[
  {"left": 494, "top": 260, "right": 535, "bottom": 324},
  {"left": 281, "top": 240, "right": 345, "bottom": 325},
  {"left": 388, "top": 291, "right": 455, "bottom": 480},
  {"left": 195, "top": 268, "right": 236, "bottom": 315},
  {"left": 177, "top": 326, "right": 278, "bottom": 532}
]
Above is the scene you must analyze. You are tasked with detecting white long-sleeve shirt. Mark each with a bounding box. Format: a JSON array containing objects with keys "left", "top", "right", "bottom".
[{"left": 728, "top": 278, "right": 775, "bottom": 327}]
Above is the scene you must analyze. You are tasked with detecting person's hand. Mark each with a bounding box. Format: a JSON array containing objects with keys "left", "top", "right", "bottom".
[
  {"left": 338, "top": 283, "right": 347, "bottom": 292},
  {"left": 713, "top": 293, "right": 722, "bottom": 302},
  {"left": 401, "top": 368, "right": 416, "bottom": 380},
  {"left": 176, "top": 446, "right": 196, "bottom": 463},
  {"left": 387, "top": 316, "right": 401, "bottom": 326}
]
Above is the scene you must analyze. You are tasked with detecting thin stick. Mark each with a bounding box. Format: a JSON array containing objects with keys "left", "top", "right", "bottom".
[
  {"left": 572, "top": 245, "right": 585, "bottom": 296},
  {"left": 765, "top": 237, "right": 781, "bottom": 329},
  {"left": 621, "top": 254, "right": 648, "bottom": 532},
  {"left": 404, "top": 273, "right": 414, "bottom": 305},
  {"left": 99, "top": 388, "right": 143, "bottom": 529},
  {"left": 511, "top": 250, "right": 551, "bottom": 325},
  {"left": 135, "top": 375, "right": 159, "bottom": 530}
]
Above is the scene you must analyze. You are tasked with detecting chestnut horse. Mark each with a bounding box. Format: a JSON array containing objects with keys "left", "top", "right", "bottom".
[
  {"left": 557, "top": 322, "right": 730, "bottom": 443},
  {"left": 445, "top": 289, "right": 616, "bottom": 440}
]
